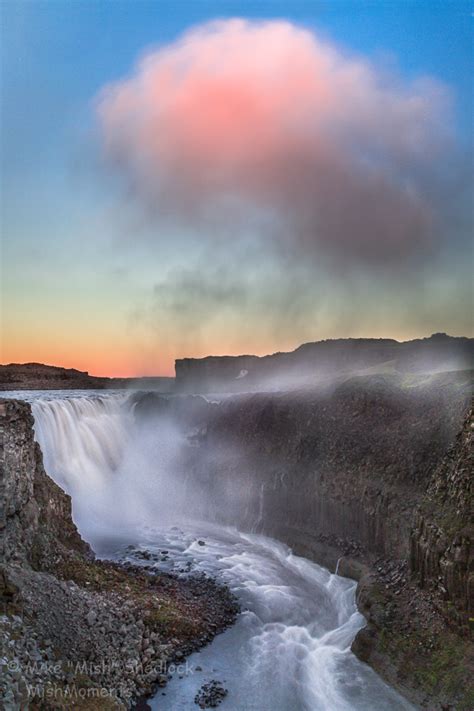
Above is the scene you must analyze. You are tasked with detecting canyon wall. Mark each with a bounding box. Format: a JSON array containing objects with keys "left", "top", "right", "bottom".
[
  {"left": 0, "top": 399, "right": 91, "bottom": 573},
  {"left": 140, "top": 373, "right": 471, "bottom": 582},
  {"left": 2, "top": 370, "right": 471, "bottom": 708},
  {"left": 410, "top": 408, "right": 473, "bottom": 632}
]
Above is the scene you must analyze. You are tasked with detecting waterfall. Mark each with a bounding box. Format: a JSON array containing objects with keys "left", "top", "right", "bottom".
[
  {"left": 252, "top": 482, "right": 265, "bottom": 532},
  {"left": 32, "top": 394, "right": 131, "bottom": 495},
  {"left": 31, "top": 393, "right": 192, "bottom": 545}
]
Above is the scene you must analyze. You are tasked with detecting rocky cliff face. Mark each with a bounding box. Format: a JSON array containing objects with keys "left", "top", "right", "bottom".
[
  {"left": 350, "top": 403, "right": 473, "bottom": 710},
  {"left": 410, "top": 407, "right": 473, "bottom": 632},
  {"left": 174, "top": 333, "right": 474, "bottom": 393},
  {"left": 0, "top": 399, "right": 91, "bottom": 571},
  {"left": 175, "top": 355, "right": 260, "bottom": 393}
]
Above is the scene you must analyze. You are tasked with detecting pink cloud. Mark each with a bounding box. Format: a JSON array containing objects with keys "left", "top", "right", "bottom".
[{"left": 97, "top": 19, "right": 452, "bottom": 262}]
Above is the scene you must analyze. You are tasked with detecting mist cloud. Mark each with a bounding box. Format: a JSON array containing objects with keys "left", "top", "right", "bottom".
[{"left": 98, "top": 19, "right": 453, "bottom": 264}]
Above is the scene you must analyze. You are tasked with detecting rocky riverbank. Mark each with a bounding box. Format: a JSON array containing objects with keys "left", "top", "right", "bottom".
[{"left": 0, "top": 400, "right": 238, "bottom": 710}]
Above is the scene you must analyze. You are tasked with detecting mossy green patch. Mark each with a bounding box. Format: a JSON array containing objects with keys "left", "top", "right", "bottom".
[{"left": 383, "top": 626, "right": 473, "bottom": 708}]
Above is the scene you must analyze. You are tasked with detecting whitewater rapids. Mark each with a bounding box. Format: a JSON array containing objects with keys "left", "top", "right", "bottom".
[{"left": 16, "top": 391, "right": 413, "bottom": 710}]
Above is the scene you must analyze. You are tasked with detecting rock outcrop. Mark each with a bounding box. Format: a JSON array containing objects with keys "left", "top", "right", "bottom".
[
  {"left": 142, "top": 373, "right": 470, "bottom": 566},
  {"left": 0, "top": 363, "right": 112, "bottom": 391}
]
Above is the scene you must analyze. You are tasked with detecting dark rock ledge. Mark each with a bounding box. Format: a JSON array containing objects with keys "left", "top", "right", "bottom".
[{"left": 0, "top": 400, "right": 238, "bottom": 710}]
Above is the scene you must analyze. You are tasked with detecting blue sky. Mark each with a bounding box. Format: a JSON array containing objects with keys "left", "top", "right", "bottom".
[{"left": 1, "top": 1, "right": 473, "bottom": 375}]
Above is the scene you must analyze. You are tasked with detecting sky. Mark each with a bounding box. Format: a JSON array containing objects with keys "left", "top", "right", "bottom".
[{"left": 1, "top": 0, "right": 473, "bottom": 376}]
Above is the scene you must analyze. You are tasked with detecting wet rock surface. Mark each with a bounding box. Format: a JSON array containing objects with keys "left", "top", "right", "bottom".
[
  {"left": 137, "top": 371, "right": 471, "bottom": 562},
  {"left": 194, "top": 680, "right": 228, "bottom": 708}
]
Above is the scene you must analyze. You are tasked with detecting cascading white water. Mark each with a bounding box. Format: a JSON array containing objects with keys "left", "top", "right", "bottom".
[
  {"left": 31, "top": 392, "right": 191, "bottom": 542},
  {"left": 26, "top": 392, "right": 414, "bottom": 710},
  {"left": 32, "top": 393, "right": 135, "bottom": 538},
  {"left": 33, "top": 394, "right": 130, "bottom": 492},
  {"left": 131, "top": 527, "right": 413, "bottom": 711},
  {"left": 252, "top": 482, "right": 265, "bottom": 532}
]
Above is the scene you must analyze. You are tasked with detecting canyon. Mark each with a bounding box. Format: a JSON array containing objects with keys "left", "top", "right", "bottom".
[{"left": 1, "top": 348, "right": 472, "bottom": 709}]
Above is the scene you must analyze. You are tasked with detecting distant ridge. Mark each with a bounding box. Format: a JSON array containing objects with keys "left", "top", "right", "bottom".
[
  {"left": 0, "top": 362, "right": 173, "bottom": 392},
  {"left": 175, "top": 333, "right": 474, "bottom": 393},
  {"left": 3, "top": 334, "right": 472, "bottom": 393}
]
